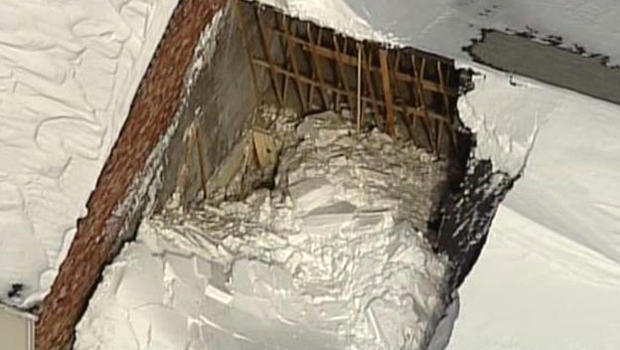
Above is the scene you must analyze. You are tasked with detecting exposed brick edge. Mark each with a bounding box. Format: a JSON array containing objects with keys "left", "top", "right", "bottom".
[{"left": 35, "top": 1, "right": 226, "bottom": 349}]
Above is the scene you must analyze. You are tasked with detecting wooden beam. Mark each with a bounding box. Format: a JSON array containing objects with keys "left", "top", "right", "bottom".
[
  {"left": 333, "top": 34, "right": 355, "bottom": 112},
  {"left": 272, "top": 13, "right": 289, "bottom": 102},
  {"left": 437, "top": 61, "right": 459, "bottom": 151},
  {"left": 280, "top": 16, "right": 307, "bottom": 112},
  {"left": 391, "top": 51, "right": 414, "bottom": 140},
  {"left": 356, "top": 43, "right": 362, "bottom": 132},
  {"left": 253, "top": 130, "right": 278, "bottom": 169},
  {"left": 379, "top": 49, "right": 395, "bottom": 136},
  {"left": 306, "top": 25, "right": 330, "bottom": 109},
  {"left": 363, "top": 49, "right": 383, "bottom": 126},
  {"left": 247, "top": 5, "right": 459, "bottom": 155},
  {"left": 269, "top": 29, "right": 458, "bottom": 96},
  {"left": 407, "top": 55, "right": 421, "bottom": 135},
  {"left": 436, "top": 61, "right": 452, "bottom": 118},
  {"left": 307, "top": 69, "right": 316, "bottom": 108},
  {"left": 301, "top": 25, "right": 318, "bottom": 109},
  {"left": 252, "top": 56, "right": 456, "bottom": 127},
  {"left": 254, "top": 7, "right": 284, "bottom": 107},
  {"left": 411, "top": 55, "right": 436, "bottom": 153}
]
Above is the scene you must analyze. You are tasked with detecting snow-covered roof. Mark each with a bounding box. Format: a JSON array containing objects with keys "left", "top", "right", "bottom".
[
  {"left": 259, "top": 0, "right": 620, "bottom": 66},
  {"left": 0, "top": 0, "right": 178, "bottom": 308},
  {"left": 1, "top": 2, "right": 619, "bottom": 349}
]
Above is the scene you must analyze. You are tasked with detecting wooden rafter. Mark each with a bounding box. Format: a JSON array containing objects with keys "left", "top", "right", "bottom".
[
  {"left": 333, "top": 35, "right": 355, "bottom": 112},
  {"left": 272, "top": 14, "right": 288, "bottom": 102},
  {"left": 362, "top": 49, "right": 383, "bottom": 126},
  {"left": 437, "top": 61, "right": 458, "bottom": 151},
  {"left": 356, "top": 43, "right": 362, "bottom": 131},
  {"left": 306, "top": 25, "right": 330, "bottom": 109},
  {"left": 379, "top": 50, "right": 395, "bottom": 135},
  {"left": 412, "top": 55, "right": 436, "bottom": 153},
  {"left": 269, "top": 29, "right": 457, "bottom": 96},
  {"left": 391, "top": 51, "right": 414, "bottom": 139},
  {"left": 237, "top": 1, "right": 462, "bottom": 156},
  {"left": 251, "top": 57, "right": 455, "bottom": 125},
  {"left": 280, "top": 16, "right": 307, "bottom": 112}
]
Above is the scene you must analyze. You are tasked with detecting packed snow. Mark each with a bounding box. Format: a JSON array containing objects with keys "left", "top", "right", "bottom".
[
  {"left": 0, "top": 0, "right": 178, "bottom": 308},
  {"left": 76, "top": 112, "right": 452, "bottom": 350},
  {"left": 448, "top": 206, "right": 620, "bottom": 350}
]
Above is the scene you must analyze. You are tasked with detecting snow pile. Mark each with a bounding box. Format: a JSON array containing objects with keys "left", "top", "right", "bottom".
[
  {"left": 0, "top": 0, "right": 178, "bottom": 307},
  {"left": 76, "top": 112, "right": 452, "bottom": 350}
]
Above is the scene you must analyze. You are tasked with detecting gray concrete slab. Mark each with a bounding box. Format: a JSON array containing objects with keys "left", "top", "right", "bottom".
[{"left": 468, "top": 30, "right": 620, "bottom": 105}]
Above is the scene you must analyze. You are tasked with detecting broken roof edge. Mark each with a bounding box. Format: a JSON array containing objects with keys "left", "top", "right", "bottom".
[{"left": 250, "top": 0, "right": 456, "bottom": 65}]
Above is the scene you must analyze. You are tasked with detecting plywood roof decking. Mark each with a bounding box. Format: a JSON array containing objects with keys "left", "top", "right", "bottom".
[{"left": 237, "top": 1, "right": 466, "bottom": 157}]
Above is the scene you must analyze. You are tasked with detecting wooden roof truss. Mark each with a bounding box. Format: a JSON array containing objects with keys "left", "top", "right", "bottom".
[{"left": 236, "top": 0, "right": 463, "bottom": 157}]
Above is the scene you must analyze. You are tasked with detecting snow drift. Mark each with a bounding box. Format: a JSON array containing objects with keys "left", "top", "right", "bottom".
[{"left": 0, "top": 0, "right": 178, "bottom": 308}]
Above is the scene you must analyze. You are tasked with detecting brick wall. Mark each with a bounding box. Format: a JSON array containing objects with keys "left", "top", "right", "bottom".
[{"left": 35, "top": 1, "right": 226, "bottom": 349}]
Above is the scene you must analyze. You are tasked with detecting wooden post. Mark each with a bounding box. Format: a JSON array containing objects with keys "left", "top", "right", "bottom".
[
  {"left": 379, "top": 49, "right": 395, "bottom": 136},
  {"left": 333, "top": 34, "right": 355, "bottom": 113},
  {"left": 306, "top": 25, "right": 330, "bottom": 109},
  {"left": 411, "top": 55, "right": 436, "bottom": 153},
  {"left": 363, "top": 49, "right": 383, "bottom": 126},
  {"left": 281, "top": 17, "right": 307, "bottom": 113},
  {"left": 390, "top": 51, "right": 414, "bottom": 139},
  {"left": 356, "top": 44, "right": 362, "bottom": 132}
]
